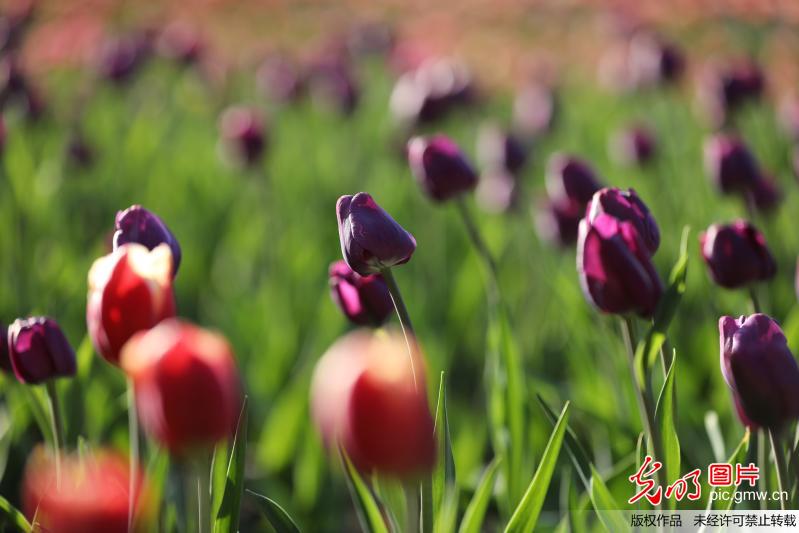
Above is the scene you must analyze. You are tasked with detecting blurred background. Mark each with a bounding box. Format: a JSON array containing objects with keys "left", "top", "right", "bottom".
[{"left": 2, "top": 0, "right": 799, "bottom": 531}]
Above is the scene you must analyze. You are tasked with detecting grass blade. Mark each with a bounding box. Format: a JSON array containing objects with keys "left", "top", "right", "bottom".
[
  {"left": 706, "top": 430, "right": 751, "bottom": 511},
  {"left": 433, "top": 371, "right": 456, "bottom": 518},
  {"left": 214, "top": 397, "right": 249, "bottom": 533},
  {"left": 654, "top": 351, "right": 680, "bottom": 509},
  {"left": 246, "top": 489, "right": 300, "bottom": 533},
  {"left": 0, "top": 494, "right": 31, "bottom": 532},
  {"left": 458, "top": 456, "right": 502, "bottom": 533},
  {"left": 339, "top": 448, "right": 389, "bottom": 533},
  {"left": 504, "top": 402, "right": 570, "bottom": 533},
  {"left": 536, "top": 395, "right": 591, "bottom": 487},
  {"left": 589, "top": 466, "right": 628, "bottom": 533}
]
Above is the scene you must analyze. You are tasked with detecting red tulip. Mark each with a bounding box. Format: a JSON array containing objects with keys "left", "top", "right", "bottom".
[
  {"left": 310, "top": 330, "right": 436, "bottom": 478},
  {"left": 23, "top": 448, "right": 148, "bottom": 533},
  {"left": 121, "top": 319, "right": 242, "bottom": 455},
  {"left": 87, "top": 243, "right": 175, "bottom": 366}
]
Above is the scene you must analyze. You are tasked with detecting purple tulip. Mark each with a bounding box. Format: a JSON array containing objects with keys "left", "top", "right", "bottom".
[
  {"left": 0, "top": 1, "right": 33, "bottom": 53},
  {"left": 546, "top": 154, "right": 602, "bottom": 206},
  {"left": 113, "top": 205, "right": 182, "bottom": 276},
  {"left": 611, "top": 125, "right": 656, "bottom": 166},
  {"left": 308, "top": 60, "right": 359, "bottom": 116},
  {"left": 66, "top": 134, "right": 94, "bottom": 169},
  {"left": 704, "top": 134, "right": 761, "bottom": 194},
  {"left": 586, "top": 188, "right": 660, "bottom": 255},
  {"left": 778, "top": 96, "right": 799, "bottom": 142},
  {"left": 7, "top": 317, "right": 76, "bottom": 384},
  {"left": 700, "top": 60, "right": 765, "bottom": 126},
  {"left": 256, "top": 54, "right": 305, "bottom": 104},
  {"left": 720, "top": 314, "right": 799, "bottom": 429},
  {"left": 746, "top": 175, "right": 782, "bottom": 213},
  {"left": 336, "top": 193, "right": 416, "bottom": 275},
  {"left": 96, "top": 36, "right": 146, "bottom": 84},
  {"left": 329, "top": 260, "right": 393, "bottom": 326},
  {"left": 407, "top": 135, "right": 478, "bottom": 202},
  {"left": 389, "top": 58, "right": 474, "bottom": 127},
  {"left": 218, "top": 106, "right": 266, "bottom": 167},
  {"left": 577, "top": 213, "right": 662, "bottom": 317},
  {"left": 476, "top": 168, "right": 519, "bottom": 214},
  {"left": 156, "top": 22, "right": 204, "bottom": 65},
  {"left": 699, "top": 220, "right": 776, "bottom": 289},
  {"left": 476, "top": 125, "right": 528, "bottom": 174},
  {"left": 628, "top": 32, "right": 684, "bottom": 87},
  {"left": 514, "top": 82, "right": 557, "bottom": 137},
  {"left": 535, "top": 198, "right": 584, "bottom": 247}
]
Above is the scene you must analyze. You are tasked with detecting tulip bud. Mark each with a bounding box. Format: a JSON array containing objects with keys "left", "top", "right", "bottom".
[
  {"left": 97, "top": 36, "right": 145, "bottom": 84},
  {"left": 514, "top": 82, "right": 557, "bottom": 137},
  {"left": 256, "top": 54, "right": 305, "bottom": 104},
  {"left": 699, "top": 220, "right": 776, "bottom": 289},
  {"left": 113, "top": 205, "right": 182, "bottom": 276},
  {"left": 703, "top": 134, "right": 761, "bottom": 194},
  {"left": 628, "top": 32, "right": 684, "bottom": 88},
  {"left": 610, "top": 124, "right": 656, "bottom": 166},
  {"left": 310, "top": 330, "right": 436, "bottom": 478},
  {"left": 218, "top": 106, "right": 266, "bottom": 167},
  {"left": 587, "top": 188, "right": 660, "bottom": 255},
  {"left": 337, "top": 192, "right": 416, "bottom": 275},
  {"left": 156, "top": 22, "right": 203, "bottom": 65},
  {"left": 23, "top": 447, "right": 147, "bottom": 533},
  {"left": 329, "top": 260, "right": 393, "bottom": 327},
  {"left": 719, "top": 314, "right": 799, "bottom": 429},
  {"left": 121, "top": 319, "right": 242, "bottom": 455},
  {"left": 534, "top": 197, "right": 584, "bottom": 247},
  {"left": 476, "top": 167, "right": 519, "bottom": 214},
  {"left": 546, "top": 154, "right": 602, "bottom": 206},
  {"left": 7, "top": 317, "right": 77, "bottom": 384},
  {"left": 476, "top": 125, "right": 528, "bottom": 174},
  {"left": 66, "top": 134, "right": 94, "bottom": 169},
  {"left": 700, "top": 60, "right": 765, "bottom": 126},
  {"left": 577, "top": 213, "right": 662, "bottom": 317},
  {"left": 746, "top": 175, "right": 782, "bottom": 213},
  {"left": 87, "top": 243, "right": 175, "bottom": 366},
  {"left": 407, "top": 135, "right": 478, "bottom": 202},
  {"left": 308, "top": 61, "right": 359, "bottom": 116}
]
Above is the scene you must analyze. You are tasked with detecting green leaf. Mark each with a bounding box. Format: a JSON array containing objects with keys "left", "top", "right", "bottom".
[
  {"left": 589, "top": 466, "right": 628, "bottom": 533},
  {"left": 704, "top": 411, "right": 726, "bottom": 463},
  {"left": 214, "top": 397, "right": 249, "bottom": 533},
  {"left": 458, "top": 456, "right": 502, "bottom": 533},
  {"left": 635, "top": 226, "right": 690, "bottom": 385},
  {"left": 0, "top": 493, "right": 31, "bottom": 532},
  {"left": 16, "top": 384, "right": 53, "bottom": 447},
  {"left": 707, "top": 430, "right": 751, "bottom": 511},
  {"left": 257, "top": 373, "right": 308, "bottom": 472},
  {"left": 339, "top": 448, "right": 389, "bottom": 533},
  {"left": 487, "top": 303, "right": 526, "bottom": 506},
  {"left": 504, "top": 402, "right": 570, "bottom": 533},
  {"left": 432, "top": 488, "right": 458, "bottom": 533},
  {"left": 246, "top": 489, "right": 300, "bottom": 533},
  {"left": 654, "top": 351, "right": 680, "bottom": 509},
  {"left": 536, "top": 396, "right": 591, "bottom": 487},
  {"left": 433, "top": 371, "right": 456, "bottom": 518}
]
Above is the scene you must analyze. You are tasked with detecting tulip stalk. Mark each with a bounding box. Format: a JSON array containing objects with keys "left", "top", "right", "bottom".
[
  {"left": 127, "top": 378, "right": 139, "bottom": 531},
  {"left": 184, "top": 454, "right": 212, "bottom": 533},
  {"left": 45, "top": 381, "right": 64, "bottom": 487},
  {"left": 454, "top": 198, "right": 499, "bottom": 293},
  {"left": 380, "top": 267, "right": 420, "bottom": 390},
  {"left": 768, "top": 429, "right": 789, "bottom": 510},
  {"left": 404, "top": 483, "right": 419, "bottom": 533}
]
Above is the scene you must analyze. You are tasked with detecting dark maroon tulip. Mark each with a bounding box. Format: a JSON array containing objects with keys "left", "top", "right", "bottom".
[
  {"left": 0, "top": 0, "right": 33, "bottom": 53},
  {"left": 96, "top": 36, "right": 146, "bottom": 84},
  {"left": 7, "top": 317, "right": 77, "bottom": 384},
  {"left": 746, "top": 175, "right": 781, "bottom": 213},
  {"left": 0, "top": 54, "right": 26, "bottom": 104},
  {"left": 389, "top": 58, "right": 474, "bottom": 127},
  {"left": 514, "top": 82, "right": 557, "bottom": 137},
  {"left": 611, "top": 125, "right": 656, "bottom": 166},
  {"left": 113, "top": 205, "right": 182, "bottom": 276},
  {"left": 546, "top": 154, "right": 602, "bottom": 206},
  {"left": 156, "top": 22, "right": 203, "bottom": 65},
  {"left": 704, "top": 134, "right": 761, "bottom": 194},
  {"left": 308, "top": 61, "right": 359, "bottom": 116},
  {"left": 700, "top": 60, "right": 765, "bottom": 126},
  {"left": 476, "top": 167, "right": 519, "bottom": 214},
  {"left": 628, "top": 32, "right": 684, "bottom": 87},
  {"left": 0, "top": 322, "right": 10, "bottom": 372},
  {"left": 336, "top": 193, "right": 416, "bottom": 275},
  {"left": 586, "top": 188, "right": 659, "bottom": 255},
  {"left": 256, "top": 54, "right": 305, "bottom": 104},
  {"left": 329, "top": 260, "right": 393, "bottom": 327},
  {"left": 577, "top": 213, "right": 662, "bottom": 317},
  {"left": 66, "top": 134, "right": 94, "bottom": 169},
  {"left": 407, "top": 135, "right": 478, "bottom": 203},
  {"left": 720, "top": 314, "right": 799, "bottom": 429},
  {"left": 476, "top": 125, "right": 528, "bottom": 174},
  {"left": 699, "top": 220, "right": 776, "bottom": 289},
  {"left": 535, "top": 197, "right": 584, "bottom": 247},
  {"left": 218, "top": 106, "right": 266, "bottom": 167}
]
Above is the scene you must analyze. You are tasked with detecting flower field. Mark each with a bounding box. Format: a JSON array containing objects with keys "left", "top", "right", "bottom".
[{"left": 1, "top": 3, "right": 799, "bottom": 532}]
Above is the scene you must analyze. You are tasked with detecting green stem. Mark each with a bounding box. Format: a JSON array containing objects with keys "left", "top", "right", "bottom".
[
  {"left": 127, "top": 378, "right": 140, "bottom": 531},
  {"left": 769, "top": 428, "right": 789, "bottom": 511},
  {"left": 748, "top": 286, "right": 762, "bottom": 314},
  {"left": 45, "top": 381, "right": 63, "bottom": 488},
  {"left": 620, "top": 317, "right": 664, "bottom": 497},
  {"left": 454, "top": 199, "right": 499, "bottom": 296},
  {"left": 381, "top": 267, "right": 420, "bottom": 390},
  {"left": 404, "top": 483, "right": 420, "bottom": 533}
]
